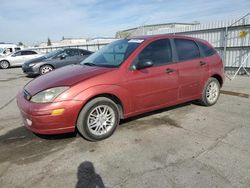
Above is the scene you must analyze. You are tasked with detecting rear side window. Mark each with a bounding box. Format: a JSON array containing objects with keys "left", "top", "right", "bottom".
[
  {"left": 197, "top": 41, "right": 216, "bottom": 57},
  {"left": 79, "top": 49, "right": 92, "bottom": 56},
  {"left": 138, "top": 39, "right": 172, "bottom": 65},
  {"left": 15, "top": 47, "right": 21, "bottom": 51},
  {"left": 174, "top": 39, "right": 200, "bottom": 61},
  {"left": 21, "top": 51, "right": 37, "bottom": 55},
  {"left": 65, "top": 49, "right": 79, "bottom": 56}
]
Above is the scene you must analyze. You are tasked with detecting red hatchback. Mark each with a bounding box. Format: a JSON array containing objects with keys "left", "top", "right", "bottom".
[{"left": 17, "top": 35, "right": 224, "bottom": 141}]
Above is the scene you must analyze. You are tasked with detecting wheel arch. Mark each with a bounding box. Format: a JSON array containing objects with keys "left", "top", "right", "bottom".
[
  {"left": 79, "top": 93, "right": 125, "bottom": 120},
  {"left": 40, "top": 64, "right": 55, "bottom": 69},
  {"left": 0, "top": 59, "right": 10, "bottom": 65},
  {"left": 211, "top": 74, "right": 223, "bottom": 87}
]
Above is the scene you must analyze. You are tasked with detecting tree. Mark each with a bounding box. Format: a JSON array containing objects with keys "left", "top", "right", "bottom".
[
  {"left": 47, "top": 38, "right": 52, "bottom": 46},
  {"left": 18, "top": 42, "right": 23, "bottom": 46}
]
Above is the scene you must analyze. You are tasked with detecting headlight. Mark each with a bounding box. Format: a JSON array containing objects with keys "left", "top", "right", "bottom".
[
  {"left": 29, "top": 63, "right": 35, "bottom": 67},
  {"left": 30, "top": 86, "right": 69, "bottom": 103}
]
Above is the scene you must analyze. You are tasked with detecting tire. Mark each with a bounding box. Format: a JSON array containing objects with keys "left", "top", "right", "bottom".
[
  {"left": 0, "top": 60, "right": 10, "bottom": 69},
  {"left": 77, "top": 97, "right": 120, "bottom": 141},
  {"left": 200, "top": 77, "right": 220, "bottom": 106},
  {"left": 40, "top": 65, "right": 53, "bottom": 75}
]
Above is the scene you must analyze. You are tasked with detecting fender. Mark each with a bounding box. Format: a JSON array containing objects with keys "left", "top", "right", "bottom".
[{"left": 73, "top": 84, "right": 132, "bottom": 116}]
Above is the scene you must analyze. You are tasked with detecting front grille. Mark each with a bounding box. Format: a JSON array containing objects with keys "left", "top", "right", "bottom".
[{"left": 23, "top": 90, "right": 32, "bottom": 101}]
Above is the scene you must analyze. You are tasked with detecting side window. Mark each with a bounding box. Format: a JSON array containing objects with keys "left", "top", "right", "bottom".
[
  {"left": 21, "top": 51, "right": 37, "bottom": 55},
  {"left": 65, "top": 49, "right": 79, "bottom": 56},
  {"left": 175, "top": 39, "right": 200, "bottom": 61},
  {"left": 138, "top": 39, "right": 172, "bottom": 65},
  {"left": 79, "top": 49, "right": 91, "bottom": 56},
  {"left": 197, "top": 41, "right": 216, "bottom": 57},
  {"left": 15, "top": 47, "right": 21, "bottom": 51},
  {"left": 14, "top": 51, "right": 21, "bottom": 56}
]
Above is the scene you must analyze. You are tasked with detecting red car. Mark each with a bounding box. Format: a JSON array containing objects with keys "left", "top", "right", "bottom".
[{"left": 17, "top": 35, "right": 224, "bottom": 141}]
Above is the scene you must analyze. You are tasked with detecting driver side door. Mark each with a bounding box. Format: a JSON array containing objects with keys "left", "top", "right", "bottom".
[{"left": 125, "top": 38, "right": 179, "bottom": 113}]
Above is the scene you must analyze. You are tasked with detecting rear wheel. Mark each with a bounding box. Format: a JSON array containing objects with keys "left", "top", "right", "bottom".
[
  {"left": 77, "top": 97, "right": 120, "bottom": 141},
  {"left": 200, "top": 77, "right": 220, "bottom": 106},
  {"left": 0, "top": 60, "right": 10, "bottom": 69},
  {"left": 40, "top": 65, "right": 53, "bottom": 75}
]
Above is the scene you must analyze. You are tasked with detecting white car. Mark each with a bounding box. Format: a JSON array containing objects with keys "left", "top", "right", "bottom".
[
  {"left": 0, "top": 43, "right": 21, "bottom": 57},
  {"left": 0, "top": 50, "right": 43, "bottom": 69}
]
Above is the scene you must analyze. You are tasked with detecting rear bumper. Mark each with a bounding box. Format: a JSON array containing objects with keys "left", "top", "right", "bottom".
[{"left": 17, "top": 91, "right": 84, "bottom": 134}]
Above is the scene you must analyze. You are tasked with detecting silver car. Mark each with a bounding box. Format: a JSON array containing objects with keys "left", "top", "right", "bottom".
[{"left": 0, "top": 50, "right": 43, "bottom": 69}]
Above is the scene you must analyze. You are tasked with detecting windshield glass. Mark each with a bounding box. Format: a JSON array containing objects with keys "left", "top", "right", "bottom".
[
  {"left": 44, "top": 49, "right": 64, "bottom": 58},
  {"left": 0, "top": 48, "right": 4, "bottom": 53},
  {"left": 81, "top": 39, "right": 144, "bottom": 67}
]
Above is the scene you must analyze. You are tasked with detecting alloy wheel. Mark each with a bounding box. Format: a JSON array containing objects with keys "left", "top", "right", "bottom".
[{"left": 87, "top": 105, "right": 115, "bottom": 136}]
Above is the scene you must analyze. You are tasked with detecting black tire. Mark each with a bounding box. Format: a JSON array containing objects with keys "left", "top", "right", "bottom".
[
  {"left": 0, "top": 60, "right": 10, "bottom": 69},
  {"left": 200, "top": 77, "right": 220, "bottom": 106},
  {"left": 77, "top": 97, "right": 120, "bottom": 141},
  {"left": 40, "top": 65, "right": 53, "bottom": 75}
]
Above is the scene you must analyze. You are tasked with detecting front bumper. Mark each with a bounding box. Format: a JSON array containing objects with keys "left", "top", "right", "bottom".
[
  {"left": 17, "top": 90, "right": 83, "bottom": 134},
  {"left": 22, "top": 64, "right": 40, "bottom": 76}
]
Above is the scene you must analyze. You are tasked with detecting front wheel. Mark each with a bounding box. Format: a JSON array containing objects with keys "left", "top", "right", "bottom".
[
  {"left": 40, "top": 65, "right": 53, "bottom": 75},
  {"left": 77, "top": 97, "right": 120, "bottom": 141},
  {"left": 200, "top": 77, "right": 220, "bottom": 106},
  {"left": 0, "top": 60, "right": 10, "bottom": 69}
]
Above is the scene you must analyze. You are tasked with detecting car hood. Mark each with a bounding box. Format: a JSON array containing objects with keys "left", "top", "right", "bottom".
[
  {"left": 24, "top": 56, "right": 47, "bottom": 64},
  {"left": 24, "top": 64, "right": 114, "bottom": 95}
]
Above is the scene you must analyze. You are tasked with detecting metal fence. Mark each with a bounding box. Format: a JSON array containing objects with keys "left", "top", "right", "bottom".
[
  {"left": 145, "top": 17, "right": 250, "bottom": 69},
  {"left": 29, "top": 42, "right": 111, "bottom": 54}
]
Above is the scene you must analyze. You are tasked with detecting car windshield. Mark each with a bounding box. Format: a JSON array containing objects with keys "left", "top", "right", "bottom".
[
  {"left": 0, "top": 48, "right": 4, "bottom": 53},
  {"left": 81, "top": 39, "right": 144, "bottom": 67},
  {"left": 44, "top": 49, "right": 64, "bottom": 58}
]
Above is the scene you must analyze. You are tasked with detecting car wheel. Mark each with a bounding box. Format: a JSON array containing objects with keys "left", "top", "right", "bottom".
[
  {"left": 200, "top": 77, "right": 220, "bottom": 106},
  {"left": 77, "top": 97, "right": 120, "bottom": 141},
  {"left": 40, "top": 65, "right": 53, "bottom": 75},
  {"left": 0, "top": 60, "right": 10, "bottom": 69}
]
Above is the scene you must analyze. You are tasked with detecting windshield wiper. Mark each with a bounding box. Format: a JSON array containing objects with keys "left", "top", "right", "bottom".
[{"left": 83, "top": 62, "right": 97, "bottom": 66}]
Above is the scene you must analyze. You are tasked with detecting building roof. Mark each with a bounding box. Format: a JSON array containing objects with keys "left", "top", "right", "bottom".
[{"left": 121, "top": 22, "right": 199, "bottom": 32}]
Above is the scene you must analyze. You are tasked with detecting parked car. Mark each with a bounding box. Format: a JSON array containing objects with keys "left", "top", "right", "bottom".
[
  {"left": 0, "top": 43, "right": 22, "bottom": 57},
  {"left": 17, "top": 35, "right": 224, "bottom": 141},
  {"left": 0, "top": 50, "right": 42, "bottom": 69},
  {"left": 22, "top": 48, "right": 93, "bottom": 76}
]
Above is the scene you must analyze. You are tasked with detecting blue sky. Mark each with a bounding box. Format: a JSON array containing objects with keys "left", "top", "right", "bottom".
[{"left": 0, "top": 0, "right": 249, "bottom": 45}]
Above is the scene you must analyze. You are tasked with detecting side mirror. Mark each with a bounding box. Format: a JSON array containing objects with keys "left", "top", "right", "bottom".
[
  {"left": 60, "top": 54, "right": 66, "bottom": 60},
  {"left": 136, "top": 60, "right": 153, "bottom": 70}
]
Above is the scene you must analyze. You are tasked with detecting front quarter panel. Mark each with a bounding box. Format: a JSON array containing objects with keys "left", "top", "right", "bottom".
[{"left": 56, "top": 84, "right": 132, "bottom": 117}]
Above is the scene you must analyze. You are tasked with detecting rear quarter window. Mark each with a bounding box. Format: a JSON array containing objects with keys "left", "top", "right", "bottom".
[{"left": 197, "top": 41, "right": 216, "bottom": 57}]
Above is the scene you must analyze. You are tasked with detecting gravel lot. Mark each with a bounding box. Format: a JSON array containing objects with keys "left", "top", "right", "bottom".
[{"left": 0, "top": 68, "right": 250, "bottom": 188}]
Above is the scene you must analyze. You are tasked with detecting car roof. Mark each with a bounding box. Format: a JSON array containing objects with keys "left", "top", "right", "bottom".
[{"left": 129, "top": 34, "right": 210, "bottom": 45}]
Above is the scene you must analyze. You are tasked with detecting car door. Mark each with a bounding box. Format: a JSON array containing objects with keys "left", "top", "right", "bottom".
[
  {"left": 173, "top": 38, "right": 205, "bottom": 101},
  {"left": 54, "top": 49, "right": 79, "bottom": 68},
  {"left": 22, "top": 51, "right": 40, "bottom": 62},
  {"left": 125, "top": 38, "right": 179, "bottom": 112},
  {"left": 78, "top": 49, "right": 92, "bottom": 62},
  {"left": 10, "top": 51, "right": 25, "bottom": 66}
]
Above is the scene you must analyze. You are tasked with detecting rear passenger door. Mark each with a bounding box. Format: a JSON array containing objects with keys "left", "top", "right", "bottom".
[{"left": 174, "top": 38, "right": 206, "bottom": 100}]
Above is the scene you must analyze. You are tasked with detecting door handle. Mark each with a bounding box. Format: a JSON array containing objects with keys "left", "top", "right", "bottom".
[
  {"left": 200, "top": 61, "right": 207, "bottom": 66},
  {"left": 165, "top": 68, "right": 175, "bottom": 74}
]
